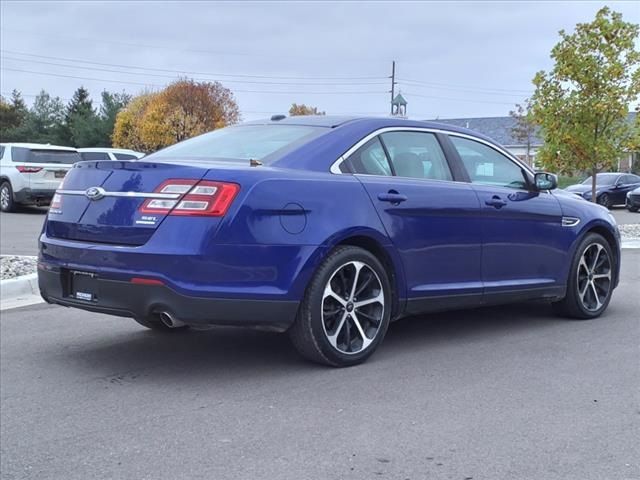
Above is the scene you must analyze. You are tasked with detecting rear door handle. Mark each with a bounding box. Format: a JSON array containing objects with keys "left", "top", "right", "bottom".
[
  {"left": 485, "top": 196, "right": 507, "bottom": 209},
  {"left": 378, "top": 192, "right": 407, "bottom": 204}
]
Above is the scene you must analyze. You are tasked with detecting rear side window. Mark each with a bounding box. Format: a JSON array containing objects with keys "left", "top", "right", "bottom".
[
  {"left": 12, "top": 147, "right": 81, "bottom": 164},
  {"left": 0, "top": 146, "right": 4, "bottom": 159},
  {"left": 114, "top": 153, "right": 138, "bottom": 160},
  {"left": 80, "top": 152, "right": 111, "bottom": 161},
  {"left": 149, "top": 125, "right": 324, "bottom": 163},
  {"left": 380, "top": 131, "right": 452, "bottom": 181},
  {"left": 450, "top": 136, "right": 527, "bottom": 189},
  {"left": 346, "top": 137, "right": 392, "bottom": 176}
]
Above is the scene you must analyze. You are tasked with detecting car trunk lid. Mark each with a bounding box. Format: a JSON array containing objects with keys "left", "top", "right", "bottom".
[{"left": 46, "top": 160, "right": 210, "bottom": 246}]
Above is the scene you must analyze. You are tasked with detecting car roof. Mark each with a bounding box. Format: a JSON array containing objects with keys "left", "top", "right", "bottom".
[
  {"left": 241, "top": 115, "right": 360, "bottom": 128},
  {"left": 240, "top": 115, "right": 500, "bottom": 144},
  {"left": 0, "top": 142, "right": 78, "bottom": 151}
]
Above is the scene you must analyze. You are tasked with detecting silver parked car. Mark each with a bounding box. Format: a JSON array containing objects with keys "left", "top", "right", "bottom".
[{"left": 0, "top": 143, "right": 82, "bottom": 212}]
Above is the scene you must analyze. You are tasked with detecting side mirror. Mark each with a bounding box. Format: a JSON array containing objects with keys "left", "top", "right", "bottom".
[{"left": 534, "top": 172, "right": 558, "bottom": 191}]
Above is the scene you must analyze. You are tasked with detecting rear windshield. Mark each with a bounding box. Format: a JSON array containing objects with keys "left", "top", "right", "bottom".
[
  {"left": 148, "top": 125, "right": 325, "bottom": 163},
  {"left": 12, "top": 147, "right": 82, "bottom": 164}
]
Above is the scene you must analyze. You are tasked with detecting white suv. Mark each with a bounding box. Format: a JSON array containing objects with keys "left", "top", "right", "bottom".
[
  {"left": 0, "top": 143, "right": 82, "bottom": 212},
  {"left": 78, "top": 148, "right": 144, "bottom": 161}
]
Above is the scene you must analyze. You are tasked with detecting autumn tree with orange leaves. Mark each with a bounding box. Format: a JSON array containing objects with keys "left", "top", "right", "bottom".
[{"left": 113, "top": 79, "right": 240, "bottom": 152}]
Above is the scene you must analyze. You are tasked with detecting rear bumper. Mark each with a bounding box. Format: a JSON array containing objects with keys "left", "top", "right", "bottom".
[
  {"left": 14, "top": 188, "right": 55, "bottom": 205},
  {"left": 38, "top": 266, "right": 299, "bottom": 331}
]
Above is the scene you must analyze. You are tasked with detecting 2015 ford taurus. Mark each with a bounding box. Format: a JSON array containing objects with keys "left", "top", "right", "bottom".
[{"left": 38, "top": 116, "right": 621, "bottom": 367}]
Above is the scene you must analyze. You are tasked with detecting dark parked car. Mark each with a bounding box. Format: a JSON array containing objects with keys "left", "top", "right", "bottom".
[
  {"left": 565, "top": 173, "right": 640, "bottom": 208},
  {"left": 627, "top": 186, "right": 640, "bottom": 212},
  {"left": 38, "top": 116, "right": 621, "bottom": 367}
]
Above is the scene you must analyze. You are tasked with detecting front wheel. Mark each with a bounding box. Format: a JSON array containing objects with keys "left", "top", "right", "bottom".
[
  {"left": 597, "top": 193, "right": 612, "bottom": 209},
  {"left": 628, "top": 205, "right": 639, "bottom": 213},
  {"left": 289, "top": 246, "right": 392, "bottom": 367},
  {"left": 552, "top": 233, "right": 615, "bottom": 319}
]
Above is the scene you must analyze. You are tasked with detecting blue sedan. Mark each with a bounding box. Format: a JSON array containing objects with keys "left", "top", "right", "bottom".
[
  {"left": 38, "top": 116, "right": 621, "bottom": 366},
  {"left": 565, "top": 172, "right": 640, "bottom": 208}
]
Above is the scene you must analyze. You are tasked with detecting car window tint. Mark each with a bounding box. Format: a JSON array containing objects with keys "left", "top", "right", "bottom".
[
  {"left": 114, "top": 153, "right": 138, "bottom": 160},
  {"left": 450, "top": 136, "right": 526, "bottom": 189},
  {"left": 380, "top": 131, "right": 452, "bottom": 181},
  {"left": 149, "top": 125, "right": 324, "bottom": 163},
  {"left": 80, "top": 152, "right": 111, "bottom": 161},
  {"left": 623, "top": 175, "right": 639, "bottom": 184},
  {"left": 0, "top": 146, "right": 4, "bottom": 159},
  {"left": 12, "top": 147, "right": 81, "bottom": 164},
  {"left": 347, "top": 137, "right": 392, "bottom": 176}
]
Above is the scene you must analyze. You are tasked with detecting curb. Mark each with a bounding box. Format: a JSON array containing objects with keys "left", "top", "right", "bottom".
[
  {"left": 0, "top": 273, "right": 43, "bottom": 311},
  {"left": 621, "top": 239, "right": 640, "bottom": 249}
]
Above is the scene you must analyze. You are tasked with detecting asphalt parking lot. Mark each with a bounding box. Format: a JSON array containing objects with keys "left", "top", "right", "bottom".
[{"left": 1, "top": 207, "right": 639, "bottom": 480}]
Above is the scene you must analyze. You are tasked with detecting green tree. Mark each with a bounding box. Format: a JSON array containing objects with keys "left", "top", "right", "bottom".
[
  {"left": 509, "top": 98, "right": 537, "bottom": 166},
  {"left": 0, "top": 90, "right": 30, "bottom": 141},
  {"left": 98, "top": 90, "right": 131, "bottom": 146},
  {"left": 26, "top": 90, "right": 67, "bottom": 144},
  {"left": 64, "top": 86, "right": 102, "bottom": 147},
  {"left": 530, "top": 7, "right": 640, "bottom": 202},
  {"left": 289, "top": 103, "right": 325, "bottom": 116}
]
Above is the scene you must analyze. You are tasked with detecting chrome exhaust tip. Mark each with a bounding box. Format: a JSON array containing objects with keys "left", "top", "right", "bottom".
[{"left": 158, "top": 311, "right": 186, "bottom": 328}]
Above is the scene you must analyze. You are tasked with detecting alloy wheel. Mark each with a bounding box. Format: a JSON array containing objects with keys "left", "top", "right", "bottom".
[
  {"left": 0, "top": 185, "right": 9, "bottom": 211},
  {"left": 321, "top": 261, "right": 385, "bottom": 355},
  {"left": 577, "top": 243, "right": 612, "bottom": 312}
]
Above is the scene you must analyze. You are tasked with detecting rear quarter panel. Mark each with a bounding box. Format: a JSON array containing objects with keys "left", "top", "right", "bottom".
[{"left": 202, "top": 167, "right": 401, "bottom": 299}]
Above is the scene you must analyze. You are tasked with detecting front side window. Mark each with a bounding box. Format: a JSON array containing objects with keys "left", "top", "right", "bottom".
[
  {"left": 450, "top": 136, "right": 527, "bottom": 189},
  {"left": 380, "top": 131, "right": 452, "bottom": 181},
  {"left": 346, "top": 137, "right": 392, "bottom": 176}
]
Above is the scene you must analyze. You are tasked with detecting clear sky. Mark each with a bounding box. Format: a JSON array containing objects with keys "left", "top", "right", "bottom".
[{"left": 1, "top": 1, "right": 638, "bottom": 121}]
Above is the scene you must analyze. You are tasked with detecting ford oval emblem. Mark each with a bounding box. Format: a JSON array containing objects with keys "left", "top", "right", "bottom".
[{"left": 85, "top": 186, "right": 106, "bottom": 201}]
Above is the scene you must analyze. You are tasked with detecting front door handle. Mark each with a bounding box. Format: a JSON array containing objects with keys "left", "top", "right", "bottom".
[
  {"left": 378, "top": 191, "right": 407, "bottom": 204},
  {"left": 485, "top": 195, "right": 507, "bottom": 209}
]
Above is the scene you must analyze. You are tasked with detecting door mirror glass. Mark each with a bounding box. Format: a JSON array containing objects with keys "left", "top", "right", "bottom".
[{"left": 534, "top": 172, "right": 557, "bottom": 190}]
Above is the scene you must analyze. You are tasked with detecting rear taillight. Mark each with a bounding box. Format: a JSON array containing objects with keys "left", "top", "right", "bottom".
[
  {"left": 50, "top": 178, "right": 65, "bottom": 211},
  {"left": 139, "top": 179, "right": 239, "bottom": 217},
  {"left": 16, "top": 166, "right": 43, "bottom": 173}
]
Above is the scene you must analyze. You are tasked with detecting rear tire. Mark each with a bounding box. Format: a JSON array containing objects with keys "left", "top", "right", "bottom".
[
  {"left": 552, "top": 233, "right": 614, "bottom": 319},
  {"left": 288, "top": 246, "right": 392, "bottom": 367},
  {"left": 0, "top": 182, "right": 15, "bottom": 213},
  {"left": 628, "top": 206, "right": 638, "bottom": 213},
  {"left": 133, "top": 316, "right": 189, "bottom": 332}
]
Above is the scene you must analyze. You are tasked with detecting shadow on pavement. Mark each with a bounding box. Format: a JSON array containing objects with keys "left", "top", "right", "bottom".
[{"left": 52, "top": 300, "right": 562, "bottom": 382}]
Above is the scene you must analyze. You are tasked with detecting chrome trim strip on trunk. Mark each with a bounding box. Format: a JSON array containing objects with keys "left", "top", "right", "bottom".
[{"left": 56, "top": 189, "right": 181, "bottom": 200}]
